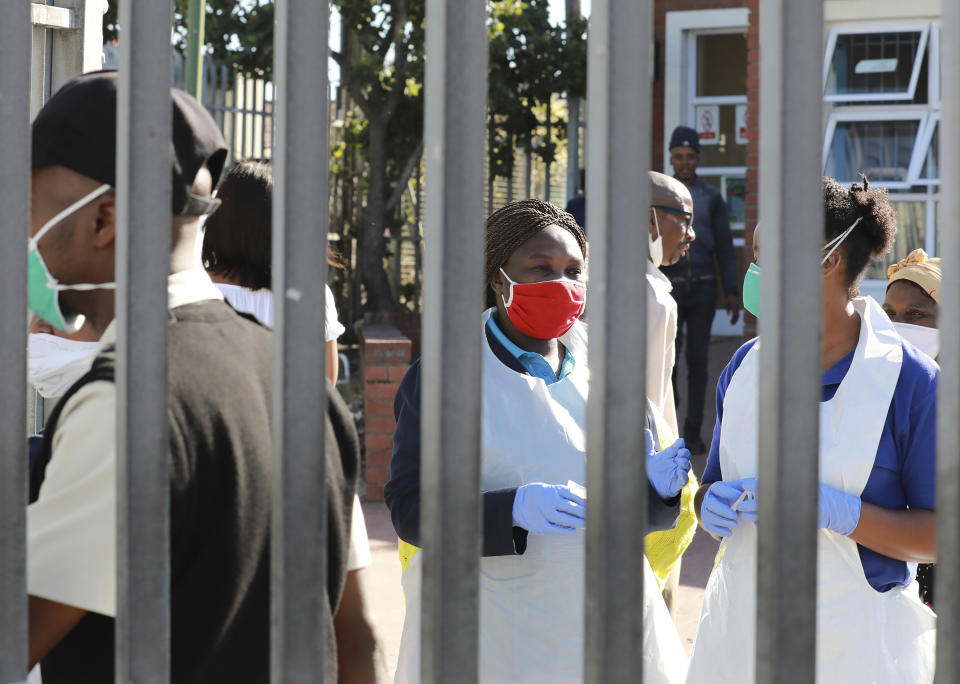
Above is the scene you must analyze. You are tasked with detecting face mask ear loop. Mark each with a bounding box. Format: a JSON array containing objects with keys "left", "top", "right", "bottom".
[
  {"left": 499, "top": 267, "right": 516, "bottom": 307},
  {"left": 822, "top": 216, "right": 863, "bottom": 265},
  {"left": 29, "top": 184, "right": 112, "bottom": 249},
  {"left": 652, "top": 208, "right": 661, "bottom": 241}
]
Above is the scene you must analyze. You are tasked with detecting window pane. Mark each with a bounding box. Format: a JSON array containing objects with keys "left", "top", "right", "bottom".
[
  {"left": 921, "top": 121, "right": 938, "bottom": 180},
  {"left": 696, "top": 33, "right": 747, "bottom": 97},
  {"left": 697, "top": 104, "right": 747, "bottom": 167},
  {"left": 826, "top": 31, "right": 923, "bottom": 98},
  {"left": 724, "top": 176, "right": 746, "bottom": 226},
  {"left": 863, "top": 200, "right": 925, "bottom": 281},
  {"left": 824, "top": 119, "right": 921, "bottom": 184}
]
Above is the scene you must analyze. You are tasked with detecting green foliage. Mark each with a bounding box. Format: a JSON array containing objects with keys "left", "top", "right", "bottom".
[
  {"left": 487, "top": 1, "right": 586, "bottom": 180},
  {"left": 103, "top": 0, "right": 276, "bottom": 77}
]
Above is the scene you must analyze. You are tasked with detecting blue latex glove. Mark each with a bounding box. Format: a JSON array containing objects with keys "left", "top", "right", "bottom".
[
  {"left": 818, "top": 483, "right": 861, "bottom": 536},
  {"left": 512, "top": 482, "right": 587, "bottom": 535},
  {"left": 645, "top": 430, "right": 692, "bottom": 500},
  {"left": 701, "top": 477, "right": 758, "bottom": 538}
]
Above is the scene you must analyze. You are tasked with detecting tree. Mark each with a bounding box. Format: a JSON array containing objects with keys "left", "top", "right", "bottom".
[
  {"left": 487, "top": 1, "right": 586, "bottom": 187},
  {"left": 331, "top": 0, "right": 425, "bottom": 313},
  {"left": 103, "top": 1, "right": 275, "bottom": 77}
]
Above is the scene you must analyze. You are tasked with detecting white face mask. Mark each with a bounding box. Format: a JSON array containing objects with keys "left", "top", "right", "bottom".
[
  {"left": 893, "top": 322, "right": 940, "bottom": 361},
  {"left": 649, "top": 209, "right": 664, "bottom": 268},
  {"left": 27, "top": 333, "right": 99, "bottom": 398}
]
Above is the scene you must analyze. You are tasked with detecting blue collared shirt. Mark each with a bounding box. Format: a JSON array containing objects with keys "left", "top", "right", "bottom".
[{"left": 485, "top": 314, "right": 575, "bottom": 384}]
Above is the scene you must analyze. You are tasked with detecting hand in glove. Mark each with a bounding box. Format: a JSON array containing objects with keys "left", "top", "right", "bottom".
[
  {"left": 512, "top": 483, "right": 587, "bottom": 535},
  {"left": 818, "top": 483, "right": 861, "bottom": 536},
  {"left": 646, "top": 430, "right": 693, "bottom": 500},
  {"left": 700, "top": 477, "right": 758, "bottom": 538}
]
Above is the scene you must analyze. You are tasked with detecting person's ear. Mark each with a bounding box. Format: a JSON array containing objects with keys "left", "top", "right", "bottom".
[
  {"left": 822, "top": 251, "right": 843, "bottom": 279},
  {"left": 91, "top": 196, "right": 116, "bottom": 249},
  {"left": 490, "top": 269, "right": 505, "bottom": 300}
]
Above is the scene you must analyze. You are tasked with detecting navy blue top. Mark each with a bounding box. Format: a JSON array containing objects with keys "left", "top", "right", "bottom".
[
  {"left": 702, "top": 337, "right": 938, "bottom": 592},
  {"left": 565, "top": 196, "right": 586, "bottom": 231},
  {"left": 385, "top": 313, "right": 681, "bottom": 555},
  {"left": 660, "top": 177, "right": 739, "bottom": 294}
]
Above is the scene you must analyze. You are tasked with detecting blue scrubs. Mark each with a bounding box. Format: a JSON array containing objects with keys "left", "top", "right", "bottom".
[{"left": 702, "top": 337, "right": 938, "bottom": 592}]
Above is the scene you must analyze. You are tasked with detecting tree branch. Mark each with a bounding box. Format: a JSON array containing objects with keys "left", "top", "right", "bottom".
[{"left": 385, "top": 139, "right": 423, "bottom": 213}]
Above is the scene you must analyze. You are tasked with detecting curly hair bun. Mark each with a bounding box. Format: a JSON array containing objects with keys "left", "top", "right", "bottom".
[{"left": 822, "top": 175, "right": 898, "bottom": 297}]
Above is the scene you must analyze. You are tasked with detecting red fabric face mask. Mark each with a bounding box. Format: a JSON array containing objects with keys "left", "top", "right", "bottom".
[{"left": 500, "top": 268, "right": 587, "bottom": 340}]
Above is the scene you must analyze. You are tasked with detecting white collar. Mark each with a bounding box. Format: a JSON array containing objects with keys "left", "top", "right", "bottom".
[{"left": 98, "top": 269, "right": 225, "bottom": 347}]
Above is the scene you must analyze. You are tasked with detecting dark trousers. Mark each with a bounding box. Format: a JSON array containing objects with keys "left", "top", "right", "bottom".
[{"left": 670, "top": 277, "right": 717, "bottom": 443}]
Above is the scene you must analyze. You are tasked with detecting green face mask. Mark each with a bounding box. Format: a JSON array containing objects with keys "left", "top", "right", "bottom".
[
  {"left": 742, "top": 262, "right": 760, "bottom": 317},
  {"left": 28, "top": 184, "right": 114, "bottom": 331}
]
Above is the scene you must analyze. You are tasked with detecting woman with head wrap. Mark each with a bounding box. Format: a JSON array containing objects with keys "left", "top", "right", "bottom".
[
  {"left": 884, "top": 248, "right": 941, "bottom": 361},
  {"left": 884, "top": 249, "right": 941, "bottom": 607},
  {"left": 688, "top": 178, "right": 937, "bottom": 682},
  {"left": 386, "top": 199, "right": 691, "bottom": 683}
]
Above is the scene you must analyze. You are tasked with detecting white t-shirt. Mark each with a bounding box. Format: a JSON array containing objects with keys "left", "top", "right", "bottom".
[{"left": 214, "top": 282, "right": 346, "bottom": 342}]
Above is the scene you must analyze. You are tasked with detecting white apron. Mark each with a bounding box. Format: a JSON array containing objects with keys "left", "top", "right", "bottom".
[
  {"left": 647, "top": 262, "right": 679, "bottom": 437},
  {"left": 395, "top": 310, "right": 686, "bottom": 683},
  {"left": 686, "top": 297, "right": 935, "bottom": 684}
]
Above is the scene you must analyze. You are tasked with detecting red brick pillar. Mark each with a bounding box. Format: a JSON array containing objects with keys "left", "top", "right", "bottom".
[{"left": 360, "top": 324, "right": 412, "bottom": 501}]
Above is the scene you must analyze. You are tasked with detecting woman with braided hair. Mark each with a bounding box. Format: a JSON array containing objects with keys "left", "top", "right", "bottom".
[
  {"left": 687, "top": 177, "right": 937, "bottom": 682},
  {"left": 386, "top": 198, "right": 690, "bottom": 683}
]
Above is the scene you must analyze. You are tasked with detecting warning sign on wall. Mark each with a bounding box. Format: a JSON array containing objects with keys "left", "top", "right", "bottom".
[
  {"left": 695, "top": 105, "right": 719, "bottom": 145},
  {"left": 735, "top": 104, "right": 748, "bottom": 145}
]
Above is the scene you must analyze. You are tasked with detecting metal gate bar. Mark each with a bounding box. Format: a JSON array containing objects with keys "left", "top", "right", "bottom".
[
  {"left": 270, "top": 0, "right": 331, "bottom": 681},
  {"left": 756, "top": 1, "right": 823, "bottom": 681},
  {"left": 0, "top": 1, "right": 31, "bottom": 681},
  {"left": 936, "top": 1, "right": 960, "bottom": 681},
  {"left": 114, "top": 0, "right": 174, "bottom": 681},
  {"left": 419, "top": 0, "right": 487, "bottom": 681},
  {"left": 583, "top": 1, "right": 652, "bottom": 681}
]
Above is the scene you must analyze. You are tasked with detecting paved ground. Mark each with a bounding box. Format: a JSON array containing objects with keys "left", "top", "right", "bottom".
[{"left": 360, "top": 335, "right": 743, "bottom": 674}]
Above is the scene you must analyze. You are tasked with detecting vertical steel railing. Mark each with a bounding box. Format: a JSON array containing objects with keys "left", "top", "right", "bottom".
[
  {"left": 114, "top": 1, "right": 174, "bottom": 681},
  {"left": 936, "top": 1, "right": 960, "bottom": 681},
  {"left": 756, "top": 0, "right": 823, "bottom": 681},
  {"left": 271, "top": 0, "right": 331, "bottom": 681},
  {"left": 419, "top": 0, "right": 487, "bottom": 681},
  {"left": 584, "top": 0, "right": 651, "bottom": 682},
  {"left": 0, "top": 1, "right": 31, "bottom": 681}
]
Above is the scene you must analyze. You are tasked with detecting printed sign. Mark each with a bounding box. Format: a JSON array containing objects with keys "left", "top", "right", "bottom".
[
  {"left": 735, "top": 104, "right": 748, "bottom": 145},
  {"left": 695, "top": 105, "right": 719, "bottom": 145}
]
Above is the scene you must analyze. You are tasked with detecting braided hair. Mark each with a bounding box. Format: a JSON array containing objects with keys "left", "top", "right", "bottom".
[
  {"left": 484, "top": 199, "right": 587, "bottom": 307},
  {"left": 823, "top": 175, "right": 897, "bottom": 299}
]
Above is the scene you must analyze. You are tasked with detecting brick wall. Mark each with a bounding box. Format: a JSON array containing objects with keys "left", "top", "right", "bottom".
[{"left": 360, "top": 324, "right": 412, "bottom": 501}]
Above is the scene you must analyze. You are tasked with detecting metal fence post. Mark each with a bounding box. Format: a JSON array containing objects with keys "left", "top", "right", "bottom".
[
  {"left": 0, "top": 1, "right": 31, "bottom": 680},
  {"left": 583, "top": 0, "right": 651, "bottom": 682},
  {"left": 420, "top": 0, "right": 487, "bottom": 681},
  {"left": 936, "top": 2, "right": 960, "bottom": 681},
  {"left": 115, "top": 1, "right": 174, "bottom": 681},
  {"left": 755, "top": 0, "right": 823, "bottom": 681},
  {"left": 271, "top": 0, "right": 331, "bottom": 681}
]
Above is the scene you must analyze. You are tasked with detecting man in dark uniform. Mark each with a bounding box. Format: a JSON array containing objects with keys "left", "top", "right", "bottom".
[{"left": 660, "top": 125, "right": 740, "bottom": 455}]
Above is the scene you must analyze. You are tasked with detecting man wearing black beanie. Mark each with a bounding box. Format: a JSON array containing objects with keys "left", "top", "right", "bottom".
[
  {"left": 660, "top": 125, "right": 740, "bottom": 455},
  {"left": 26, "top": 71, "right": 358, "bottom": 682}
]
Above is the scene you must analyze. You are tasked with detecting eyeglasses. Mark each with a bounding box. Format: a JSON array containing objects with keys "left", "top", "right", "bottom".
[{"left": 651, "top": 204, "right": 694, "bottom": 235}]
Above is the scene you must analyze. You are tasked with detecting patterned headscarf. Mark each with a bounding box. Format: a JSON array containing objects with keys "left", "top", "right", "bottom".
[{"left": 886, "top": 249, "right": 941, "bottom": 303}]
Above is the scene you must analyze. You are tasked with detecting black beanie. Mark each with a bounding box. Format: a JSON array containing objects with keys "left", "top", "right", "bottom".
[
  {"left": 32, "top": 70, "right": 228, "bottom": 216},
  {"left": 668, "top": 125, "right": 701, "bottom": 154}
]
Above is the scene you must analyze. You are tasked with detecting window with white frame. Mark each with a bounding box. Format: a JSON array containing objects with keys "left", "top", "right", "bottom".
[
  {"left": 823, "top": 21, "right": 940, "bottom": 284},
  {"left": 687, "top": 30, "right": 747, "bottom": 231}
]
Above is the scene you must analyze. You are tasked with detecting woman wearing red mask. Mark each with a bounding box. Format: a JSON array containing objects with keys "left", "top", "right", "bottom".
[{"left": 386, "top": 199, "right": 691, "bottom": 683}]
